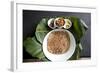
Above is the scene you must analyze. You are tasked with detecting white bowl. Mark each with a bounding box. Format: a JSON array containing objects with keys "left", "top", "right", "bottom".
[{"left": 43, "top": 29, "right": 76, "bottom": 62}]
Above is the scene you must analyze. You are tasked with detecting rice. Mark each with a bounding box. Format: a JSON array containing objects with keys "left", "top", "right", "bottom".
[{"left": 47, "top": 31, "right": 70, "bottom": 54}]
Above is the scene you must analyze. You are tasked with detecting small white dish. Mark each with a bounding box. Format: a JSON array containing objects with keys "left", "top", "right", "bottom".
[
  {"left": 48, "top": 18, "right": 56, "bottom": 29},
  {"left": 54, "top": 18, "right": 72, "bottom": 29},
  {"left": 43, "top": 29, "right": 76, "bottom": 62}
]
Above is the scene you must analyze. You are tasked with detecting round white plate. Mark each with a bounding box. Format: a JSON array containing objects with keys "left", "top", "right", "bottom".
[{"left": 43, "top": 29, "right": 76, "bottom": 62}]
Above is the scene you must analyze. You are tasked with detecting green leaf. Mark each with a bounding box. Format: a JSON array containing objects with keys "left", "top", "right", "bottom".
[
  {"left": 69, "top": 17, "right": 88, "bottom": 43},
  {"left": 35, "top": 18, "right": 51, "bottom": 44},
  {"left": 23, "top": 18, "right": 51, "bottom": 61},
  {"left": 80, "top": 19, "right": 88, "bottom": 30},
  {"left": 23, "top": 37, "right": 46, "bottom": 59},
  {"left": 35, "top": 31, "right": 48, "bottom": 44},
  {"left": 69, "top": 43, "right": 81, "bottom": 60},
  {"left": 36, "top": 18, "right": 51, "bottom": 31}
]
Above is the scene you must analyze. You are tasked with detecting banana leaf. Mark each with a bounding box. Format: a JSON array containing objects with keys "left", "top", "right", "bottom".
[
  {"left": 69, "top": 43, "right": 82, "bottom": 60},
  {"left": 23, "top": 37, "right": 48, "bottom": 61},
  {"left": 35, "top": 18, "right": 52, "bottom": 44},
  {"left": 68, "top": 17, "right": 88, "bottom": 43},
  {"left": 68, "top": 17, "right": 88, "bottom": 60}
]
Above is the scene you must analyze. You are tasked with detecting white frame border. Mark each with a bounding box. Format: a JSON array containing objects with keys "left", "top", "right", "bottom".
[{"left": 11, "top": 1, "right": 97, "bottom": 71}]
